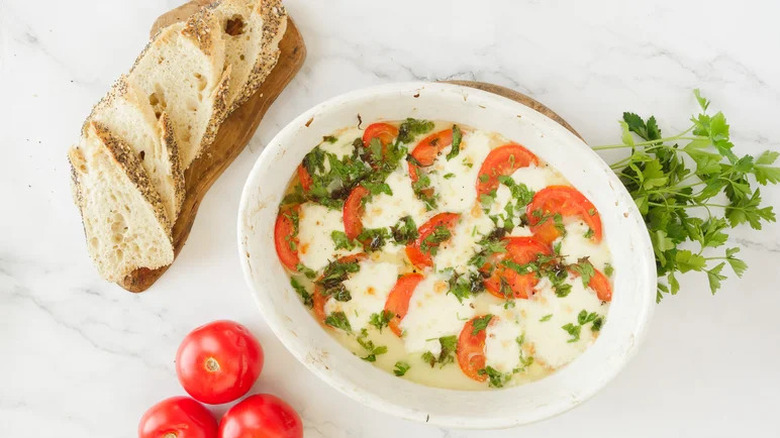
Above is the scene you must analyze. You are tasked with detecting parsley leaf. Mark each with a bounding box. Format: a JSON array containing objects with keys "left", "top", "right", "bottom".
[
  {"left": 422, "top": 335, "right": 458, "bottom": 368},
  {"left": 369, "top": 310, "right": 393, "bottom": 332},
  {"left": 446, "top": 125, "right": 462, "bottom": 160},
  {"left": 594, "top": 90, "right": 779, "bottom": 301},
  {"left": 397, "top": 118, "right": 434, "bottom": 144},
  {"left": 393, "top": 361, "right": 411, "bottom": 376},
  {"left": 290, "top": 277, "right": 313, "bottom": 308},
  {"left": 471, "top": 314, "right": 494, "bottom": 335},
  {"left": 331, "top": 230, "right": 357, "bottom": 250},
  {"left": 420, "top": 225, "right": 452, "bottom": 255},
  {"left": 325, "top": 312, "right": 351, "bottom": 332},
  {"left": 356, "top": 329, "right": 387, "bottom": 362},
  {"left": 390, "top": 216, "right": 418, "bottom": 245}
]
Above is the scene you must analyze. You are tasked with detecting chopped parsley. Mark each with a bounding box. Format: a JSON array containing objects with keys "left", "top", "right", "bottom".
[
  {"left": 604, "top": 263, "right": 614, "bottom": 277},
  {"left": 471, "top": 314, "right": 494, "bottom": 335},
  {"left": 390, "top": 215, "right": 418, "bottom": 244},
  {"left": 356, "top": 329, "right": 387, "bottom": 362},
  {"left": 331, "top": 230, "right": 357, "bottom": 250},
  {"left": 295, "top": 263, "right": 317, "bottom": 279},
  {"left": 356, "top": 227, "right": 391, "bottom": 251},
  {"left": 393, "top": 361, "right": 411, "bottom": 376},
  {"left": 290, "top": 277, "right": 313, "bottom": 308},
  {"left": 396, "top": 118, "right": 434, "bottom": 144},
  {"left": 447, "top": 271, "right": 486, "bottom": 302},
  {"left": 446, "top": 125, "right": 462, "bottom": 160},
  {"left": 411, "top": 172, "right": 438, "bottom": 210},
  {"left": 422, "top": 335, "right": 458, "bottom": 368},
  {"left": 317, "top": 258, "right": 360, "bottom": 297},
  {"left": 539, "top": 314, "right": 553, "bottom": 322},
  {"left": 419, "top": 225, "right": 452, "bottom": 255},
  {"left": 322, "top": 135, "right": 338, "bottom": 144},
  {"left": 561, "top": 323, "right": 581, "bottom": 343},
  {"left": 569, "top": 257, "right": 596, "bottom": 287},
  {"left": 325, "top": 311, "right": 351, "bottom": 332},
  {"left": 443, "top": 172, "right": 455, "bottom": 179},
  {"left": 478, "top": 366, "right": 512, "bottom": 388},
  {"left": 562, "top": 310, "right": 604, "bottom": 342},
  {"left": 369, "top": 310, "right": 393, "bottom": 332}
]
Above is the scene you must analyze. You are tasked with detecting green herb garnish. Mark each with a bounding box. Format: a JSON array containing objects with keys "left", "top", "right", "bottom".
[
  {"left": 393, "top": 361, "right": 411, "bottom": 376},
  {"left": 446, "top": 125, "right": 462, "bottom": 160},
  {"left": 390, "top": 215, "right": 418, "bottom": 244},
  {"left": 369, "top": 310, "right": 394, "bottom": 332},
  {"left": 397, "top": 118, "right": 435, "bottom": 144},
  {"left": 325, "top": 311, "right": 351, "bottom": 332},
  {"left": 356, "top": 329, "right": 387, "bottom": 362},
  {"left": 594, "top": 90, "right": 779, "bottom": 301},
  {"left": 290, "top": 277, "right": 313, "bottom": 308},
  {"left": 471, "top": 314, "right": 494, "bottom": 335}
]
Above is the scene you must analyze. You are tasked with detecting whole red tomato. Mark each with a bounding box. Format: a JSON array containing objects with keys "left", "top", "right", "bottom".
[
  {"left": 176, "top": 320, "right": 264, "bottom": 405},
  {"left": 138, "top": 396, "right": 217, "bottom": 438},
  {"left": 219, "top": 394, "right": 303, "bottom": 438}
]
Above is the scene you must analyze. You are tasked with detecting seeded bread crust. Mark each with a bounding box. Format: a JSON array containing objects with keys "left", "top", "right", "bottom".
[
  {"left": 89, "top": 122, "right": 172, "bottom": 233},
  {"left": 200, "top": 65, "right": 232, "bottom": 155},
  {"left": 83, "top": 75, "right": 186, "bottom": 224},
  {"left": 234, "top": 0, "right": 287, "bottom": 109},
  {"left": 158, "top": 112, "right": 186, "bottom": 216}
]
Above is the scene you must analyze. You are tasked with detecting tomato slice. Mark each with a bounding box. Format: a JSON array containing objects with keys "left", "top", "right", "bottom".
[
  {"left": 457, "top": 316, "right": 496, "bottom": 382},
  {"left": 409, "top": 129, "right": 453, "bottom": 166},
  {"left": 343, "top": 185, "right": 369, "bottom": 240},
  {"left": 297, "top": 164, "right": 312, "bottom": 192},
  {"left": 484, "top": 237, "right": 551, "bottom": 299},
  {"left": 408, "top": 161, "right": 420, "bottom": 183},
  {"left": 526, "top": 186, "right": 602, "bottom": 244},
  {"left": 362, "top": 122, "right": 399, "bottom": 148},
  {"left": 313, "top": 254, "right": 367, "bottom": 323},
  {"left": 569, "top": 267, "right": 613, "bottom": 302},
  {"left": 405, "top": 212, "right": 460, "bottom": 269},
  {"left": 384, "top": 273, "right": 424, "bottom": 336},
  {"left": 475, "top": 143, "right": 538, "bottom": 198},
  {"left": 274, "top": 205, "right": 300, "bottom": 271}
]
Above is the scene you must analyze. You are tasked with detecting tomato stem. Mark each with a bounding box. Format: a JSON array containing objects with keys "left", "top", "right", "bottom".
[{"left": 205, "top": 357, "right": 220, "bottom": 372}]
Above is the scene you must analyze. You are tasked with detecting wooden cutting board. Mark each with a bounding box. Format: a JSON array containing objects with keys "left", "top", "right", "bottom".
[
  {"left": 120, "top": 3, "right": 578, "bottom": 293},
  {"left": 119, "top": 1, "right": 306, "bottom": 292}
]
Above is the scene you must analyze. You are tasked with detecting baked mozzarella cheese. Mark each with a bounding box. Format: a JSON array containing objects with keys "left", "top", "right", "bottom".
[{"left": 274, "top": 119, "right": 613, "bottom": 389}]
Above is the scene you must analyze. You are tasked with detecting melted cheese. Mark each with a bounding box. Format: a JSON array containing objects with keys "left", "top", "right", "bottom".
[
  {"left": 517, "top": 274, "right": 606, "bottom": 369},
  {"left": 324, "top": 259, "right": 399, "bottom": 330},
  {"left": 484, "top": 307, "right": 524, "bottom": 373},
  {"left": 432, "top": 210, "right": 493, "bottom": 274},
  {"left": 558, "top": 221, "right": 611, "bottom": 271},
  {"left": 320, "top": 127, "right": 361, "bottom": 159},
  {"left": 282, "top": 122, "right": 614, "bottom": 390},
  {"left": 400, "top": 273, "right": 475, "bottom": 354},
  {"left": 428, "top": 130, "right": 493, "bottom": 214},
  {"left": 297, "top": 203, "right": 358, "bottom": 271},
  {"left": 362, "top": 165, "right": 430, "bottom": 229}
]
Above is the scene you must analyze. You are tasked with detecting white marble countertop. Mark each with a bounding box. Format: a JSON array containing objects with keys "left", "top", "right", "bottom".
[{"left": 2, "top": 0, "right": 780, "bottom": 436}]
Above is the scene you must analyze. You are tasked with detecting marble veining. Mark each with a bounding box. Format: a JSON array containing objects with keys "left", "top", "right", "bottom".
[{"left": 1, "top": 0, "right": 779, "bottom": 436}]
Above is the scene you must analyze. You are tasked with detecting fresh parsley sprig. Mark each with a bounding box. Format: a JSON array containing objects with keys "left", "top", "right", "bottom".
[{"left": 594, "top": 90, "right": 779, "bottom": 302}]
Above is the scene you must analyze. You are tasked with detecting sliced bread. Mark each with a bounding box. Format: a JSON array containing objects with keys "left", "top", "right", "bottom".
[
  {"left": 69, "top": 122, "right": 174, "bottom": 282},
  {"left": 206, "top": 0, "right": 287, "bottom": 112},
  {"left": 236, "top": 0, "right": 287, "bottom": 109},
  {"left": 87, "top": 75, "right": 185, "bottom": 226},
  {"left": 129, "top": 8, "right": 231, "bottom": 170}
]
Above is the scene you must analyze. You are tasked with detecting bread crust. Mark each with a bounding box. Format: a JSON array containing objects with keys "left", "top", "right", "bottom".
[
  {"left": 232, "top": 0, "right": 287, "bottom": 110},
  {"left": 89, "top": 122, "right": 173, "bottom": 234}
]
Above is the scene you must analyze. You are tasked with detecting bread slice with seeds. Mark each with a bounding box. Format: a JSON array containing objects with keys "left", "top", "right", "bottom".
[
  {"left": 207, "top": 0, "right": 287, "bottom": 112},
  {"left": 69, "top": 122, "right": 174, "bottom": 282},
  {"left": 129, "top": 8, "right": 231, "bottom": 170},
  {"left": 87, "top": 75, "right": 184, "bottom": 226}
]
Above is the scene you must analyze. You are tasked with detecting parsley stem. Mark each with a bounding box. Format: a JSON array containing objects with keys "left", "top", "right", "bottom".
[{"left": 592, "top": 127, "right": 696, "bottom": 151}]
